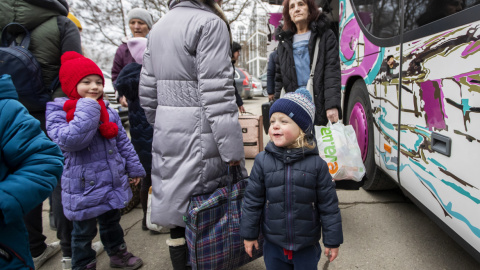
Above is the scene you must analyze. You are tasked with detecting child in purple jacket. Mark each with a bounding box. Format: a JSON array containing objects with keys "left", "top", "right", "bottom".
[{"left": 46, "top": 51, "right": 146, "bottom": 270}]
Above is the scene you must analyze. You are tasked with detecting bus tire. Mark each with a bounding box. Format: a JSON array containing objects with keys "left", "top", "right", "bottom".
[{"left": 346, "top": 80, "right": 397, "bottom": 190}]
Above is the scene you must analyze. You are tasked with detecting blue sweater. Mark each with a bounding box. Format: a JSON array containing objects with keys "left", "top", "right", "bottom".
[
  {"left": 240, "top": 141, "right": 343, "bottom": 251},
  {"left": 0, "top": 75, "right": 64, "bottom": 269}
]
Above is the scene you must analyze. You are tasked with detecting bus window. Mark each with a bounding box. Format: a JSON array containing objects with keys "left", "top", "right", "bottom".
[
  {"left": 351, "top": 0, "right": 401, "bottom": 38},
  {"left": 404, "top": 0, "right": 480, "bottom": 31}
]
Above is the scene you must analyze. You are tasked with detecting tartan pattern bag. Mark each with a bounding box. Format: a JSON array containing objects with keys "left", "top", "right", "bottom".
[{"left": 185, "top": 167, "right": 264, "bottom": 270}]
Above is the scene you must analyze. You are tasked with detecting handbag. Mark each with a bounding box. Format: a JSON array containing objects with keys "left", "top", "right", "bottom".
[
  {"left": 306, "top": 36, "right": 321, "bottom": 98},
  {"left": 185, "top": 166, "right": 264, "bottom": 270},
  {"left": 315, "top": 122, "right": 366, "bottom": 181}
]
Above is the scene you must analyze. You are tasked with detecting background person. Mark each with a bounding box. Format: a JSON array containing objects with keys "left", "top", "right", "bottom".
[
  {"left": 274, "top": 0, "right": 342, "bottom": 125},
  {"left": 267, "top": 49, "right": 277, "bottom": 101},
  {"left": 115, "top": 37, "right": 166, "bottom": 233},
  {"left": 0, "top": 0, "right": 82, "bottom": 268},
  {"left": 111, "top": 8, "right": 153, "bottom": 108},
  {"left": 417, "top": 0, "right": 464, "bottom": 26},
  {"left": 139, "top": 0, "right": 246, "bottom": 269},
  {"left": 0, "top": 74, "right": 64, "bottom": 270},
  {"left": 232, "top": 41, "right": 245, "bottom": 113}
]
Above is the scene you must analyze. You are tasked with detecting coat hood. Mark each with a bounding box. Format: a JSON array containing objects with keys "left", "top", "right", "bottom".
[
  {"left": 277, "top": 12, "right": 331, "bottom": 41},
  {"left": 0, "top": 74, "right": 18, "bottom": 100},
  {"left": 167, "top": 0, "right": 231, "bottom": 43},
  {"left": 265, "top": 141, "right": 319, "bottom": 164},
  {"left": 0, "top": 0, "right": 69, "bottom": 31},
  {"left": 24, "top": 0, "right": 68, "bottom": 15}
]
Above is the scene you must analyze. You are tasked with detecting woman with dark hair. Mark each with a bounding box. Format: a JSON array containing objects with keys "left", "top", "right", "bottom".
[{"left": 275, "top": 0, "right": 341, "bottom": 126}]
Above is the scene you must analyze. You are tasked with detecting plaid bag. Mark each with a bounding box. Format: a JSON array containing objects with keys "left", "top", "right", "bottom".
[{"left": 185, "top": 167, "right": 263, "bottom": 270}]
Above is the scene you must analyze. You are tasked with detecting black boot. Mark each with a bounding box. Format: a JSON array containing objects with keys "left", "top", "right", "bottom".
[
  {"left": 140, "top": 177, "right": 150, "bottom": 231},
  {"left": 167, "top": 238, "right": 190, "bottom": 270}
]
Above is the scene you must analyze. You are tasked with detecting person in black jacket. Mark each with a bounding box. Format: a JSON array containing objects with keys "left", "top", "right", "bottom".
[
  {"left": 266, "top": 49, "right": 277, "bottom": 101},
  {"left": 114, "top": 38, "right": 167, "bottom": 234},
  {"left": 275, "top": 0, "right": 342, "bottom": 126},
  {"left": 241, "top": 88, "right": 343, "bottom": 269},
  {"left": 232, "top": 41, "right": 245, "bottom": 113}
]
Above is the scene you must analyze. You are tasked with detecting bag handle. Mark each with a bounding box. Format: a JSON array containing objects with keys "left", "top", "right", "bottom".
[
  {"left": 309, "top": 37, "right": 321, "bottom": 81},
  {"left": 1, "top": 23, "right": 31, "bottom": 48}
]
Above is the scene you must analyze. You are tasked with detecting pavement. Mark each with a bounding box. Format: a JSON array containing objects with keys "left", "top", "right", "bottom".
[{"left": 38, "top": 95, "right": 480, "bottom": 269}]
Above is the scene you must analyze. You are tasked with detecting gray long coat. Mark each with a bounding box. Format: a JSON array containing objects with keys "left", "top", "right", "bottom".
[{"left": 139, "top": 0, "right": 245, "bottom": 228}]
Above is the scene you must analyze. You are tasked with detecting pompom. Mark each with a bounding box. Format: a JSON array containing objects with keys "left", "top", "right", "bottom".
[
  {"left": 61, "top": 51, "right": 83, "bottom": 64},
  {"left": 99, "top": 122, "right": 119, "bottom": 139},
  {"left": 294, "top": 87, "right": 313, "bottom": 102}
]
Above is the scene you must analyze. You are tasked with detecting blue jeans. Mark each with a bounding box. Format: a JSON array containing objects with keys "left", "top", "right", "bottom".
[
  {"left": 263, "top": 239, "right": 321, "bottom": 270},
  {"left": 71, "top": 209, "right": 125, "bottom": 270}
]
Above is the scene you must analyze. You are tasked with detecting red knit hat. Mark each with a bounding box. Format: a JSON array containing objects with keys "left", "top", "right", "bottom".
[
  {"left": 59, "top": 51, "right": 105, "bottom": 99},
  {"left": 59, "top": 51, "right": 118, "bottom": 139}
]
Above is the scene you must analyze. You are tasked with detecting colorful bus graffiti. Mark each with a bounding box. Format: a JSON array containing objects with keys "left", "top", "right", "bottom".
[{"left": 338, "top": 0, "right": 480, "bottom": 261}]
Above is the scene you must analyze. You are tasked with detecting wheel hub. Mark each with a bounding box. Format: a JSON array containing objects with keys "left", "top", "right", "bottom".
[{"left": 349, "top": 102, "right": 368, "bottom": 161}]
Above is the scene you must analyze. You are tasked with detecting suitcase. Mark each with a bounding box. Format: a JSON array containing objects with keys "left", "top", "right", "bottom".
[
  {"left": 238, "top": 114, "right": 263, "bottom": 159},
  {"left": 261, "top": 101, "right": 273, "bottom": 134}
]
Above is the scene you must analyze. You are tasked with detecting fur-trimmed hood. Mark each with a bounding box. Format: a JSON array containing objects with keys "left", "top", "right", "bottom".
[
  {"left": 167, "top": 0, "right": 231, "bottom": 42},
  {"left": 276, "top": 12, "right": 331, "bottom": 41}
]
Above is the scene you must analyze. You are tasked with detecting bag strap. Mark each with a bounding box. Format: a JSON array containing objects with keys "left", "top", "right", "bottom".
[
  {"left": 309, "top": 37, "right": 321, "bottom": 81},
  {"left": 49, "top": 76, "right": 60, "bottom": 95},
  {"left": 1, "top": 23, "right": 31, "bottom": 48}
]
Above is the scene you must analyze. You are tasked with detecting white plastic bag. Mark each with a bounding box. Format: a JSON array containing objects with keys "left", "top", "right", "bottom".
[
  {"left": 146, "top": 186, "right": 167, "bottom": 232},
  {"left": 315, "top": 122, "right": 366, "bottom": 181}
]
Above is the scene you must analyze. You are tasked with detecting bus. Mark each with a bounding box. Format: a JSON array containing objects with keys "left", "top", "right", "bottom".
[{"left": 336, "top": 0, "right": 480, "bottom": 261}]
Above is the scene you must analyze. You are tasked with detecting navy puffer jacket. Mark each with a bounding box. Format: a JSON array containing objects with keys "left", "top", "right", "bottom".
[
  {"left": 115, "top": 63, "right": 153, "bottom": 174},
  {"left": 240, "top": 141, "right": 343, "bottom": 251}
]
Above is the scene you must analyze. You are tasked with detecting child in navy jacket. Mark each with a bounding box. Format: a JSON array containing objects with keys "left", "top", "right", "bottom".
[{"left": 240, "top": 88, "right": 343, "bottom": 269}]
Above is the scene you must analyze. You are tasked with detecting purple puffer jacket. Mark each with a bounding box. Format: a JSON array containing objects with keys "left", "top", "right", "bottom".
[{"left": 46, "top": 97, "right": 146, "bottom": 221}]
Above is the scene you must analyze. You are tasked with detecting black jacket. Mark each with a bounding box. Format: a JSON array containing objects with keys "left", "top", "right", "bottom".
[
  {"left": 274, "top": 13, "right": 342, "bottom": 126},
  {"left": 232, "top": 63, "right": 243, "bottom": 107},
  {"left": 115, "top": 63, "right": 153, "bottom": 174},
  {"left": 240, "top": 142, "right": 343, "bottom": 251},
  {"left": 267, "top": 50, "right": 277, "bottom": 95}
]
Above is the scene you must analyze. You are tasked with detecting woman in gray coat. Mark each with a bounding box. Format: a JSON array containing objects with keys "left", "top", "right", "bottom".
[{"left": 139, "top": 0, "right": 245, "bottom": 269}]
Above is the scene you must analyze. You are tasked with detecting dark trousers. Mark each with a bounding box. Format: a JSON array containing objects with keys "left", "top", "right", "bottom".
[
  {"left": 263, "top": 239, "right": 321, "bottom": 270},
  {"left": 23, "top": 203, "right": 46, "bottom": 257},
  {"left": 170, "top": 226, "right": 185, "bottom": 239},
  {"left": 52, "top": 179, "right": 74, "bottom": 257},
  {"left": 71, "top": 209, "right": 125, "bottom": 270},
  {"left": 141, "top": 173, "right": 151, "bottom": 193}
]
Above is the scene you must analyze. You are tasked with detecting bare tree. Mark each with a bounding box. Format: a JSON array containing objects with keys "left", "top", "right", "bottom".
[{"left": 68, "top": 0, "right": 252, "bottom": 70}]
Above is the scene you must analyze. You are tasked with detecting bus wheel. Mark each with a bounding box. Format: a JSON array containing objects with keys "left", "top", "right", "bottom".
[{"left": 346, "top": 80, "right": 396, "bottom": 190}]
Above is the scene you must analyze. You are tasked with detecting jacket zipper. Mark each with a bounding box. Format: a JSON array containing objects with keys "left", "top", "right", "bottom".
[{"left": 286, "top": 165, "right": 293, "bottom": 251}]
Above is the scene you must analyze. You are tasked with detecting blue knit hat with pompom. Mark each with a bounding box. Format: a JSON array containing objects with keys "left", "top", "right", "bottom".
[{"left": 269, "top": 88, "right": 315, "bottom": 132}]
